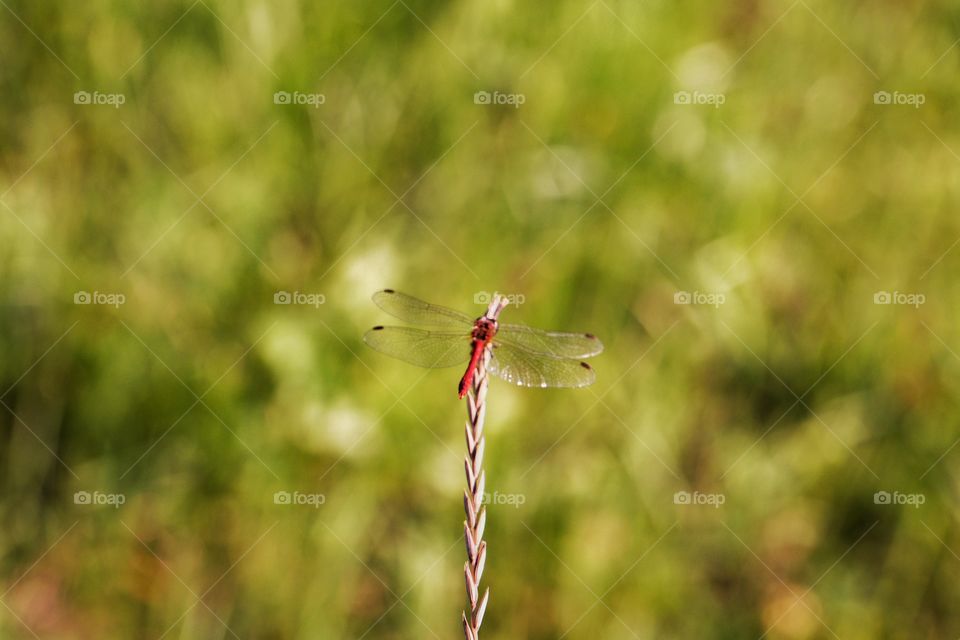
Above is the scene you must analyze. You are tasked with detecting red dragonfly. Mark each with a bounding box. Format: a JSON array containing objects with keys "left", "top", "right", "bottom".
[{"left": 363, "top": 290, "right": 603, "bottom": 398}]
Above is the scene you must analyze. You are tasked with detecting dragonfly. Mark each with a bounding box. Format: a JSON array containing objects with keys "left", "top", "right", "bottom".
[{"left": 363, "top": 289, "right": 603, "bottom": 398}]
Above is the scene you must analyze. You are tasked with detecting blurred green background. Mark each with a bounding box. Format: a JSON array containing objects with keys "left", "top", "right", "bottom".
[{"left": 2, "top": 1, "right": 960, "bottom": 638}]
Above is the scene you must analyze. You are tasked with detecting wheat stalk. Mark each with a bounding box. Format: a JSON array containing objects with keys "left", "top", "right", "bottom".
[{"left": 461, "top": 295, "right": 507, "bottom": 640}]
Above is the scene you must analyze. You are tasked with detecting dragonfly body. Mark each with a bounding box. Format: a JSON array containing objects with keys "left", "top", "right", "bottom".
[
  {"left": 363, "top": 290, "right": 603, "bottom": 398},
  {"left": 459, "top": 316, "right": 498, "bottom": 399}
]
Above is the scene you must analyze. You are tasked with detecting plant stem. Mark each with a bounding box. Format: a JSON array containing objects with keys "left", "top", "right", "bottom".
[{"left": 462, "top": 296, "right": 506, "bottom": 640}]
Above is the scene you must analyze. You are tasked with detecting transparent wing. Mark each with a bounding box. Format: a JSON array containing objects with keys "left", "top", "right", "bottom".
[
  {"left": 496, "top": 323, "right": 603, "bottom": 358},
  {"left": 371, "top": 290, "right": 474, "bottom": 327},
  {"left": 363, "top": 326, "right": 471, "bottom": 368},
  {"left": 488, "top": 342, "right": 597, "bottom": 389}
]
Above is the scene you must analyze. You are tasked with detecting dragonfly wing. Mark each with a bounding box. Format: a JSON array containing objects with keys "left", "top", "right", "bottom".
[
  {"left": 363, "top": 326, "right": 471, "bottom": 368},
  {"left": 496, "top": 323, "right": 603, "bottom": 358},
  {"left": 488, "top": 342, "right": 596, "bottom": 389},
  {"left": 372, "top": 290, "right": 474, "bottom": 327}
]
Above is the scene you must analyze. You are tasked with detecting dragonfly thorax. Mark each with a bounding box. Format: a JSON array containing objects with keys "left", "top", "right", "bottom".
[{"left": 471, "top": 317, "right": 498, "bottom": 343}]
